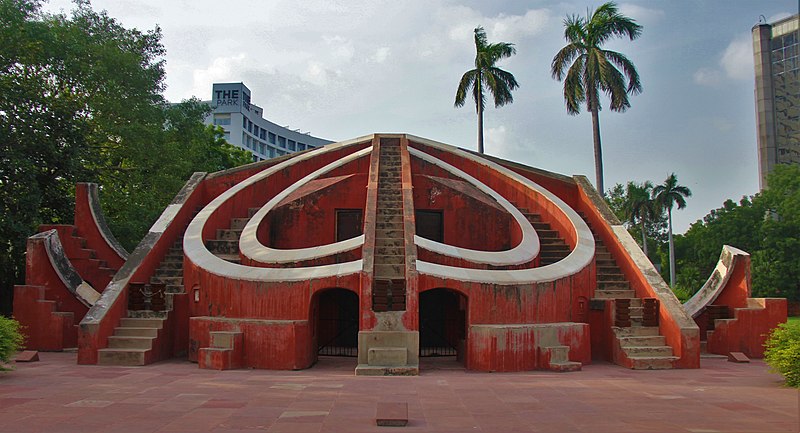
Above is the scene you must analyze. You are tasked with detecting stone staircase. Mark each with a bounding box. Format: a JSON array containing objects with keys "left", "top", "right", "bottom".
[
  {"left": 97, "top": 237, "right": 185, "bottom": 366},
  {"left": 582, "top": 216, "right": 678, "bottom": 370},
  {"left": 40, "top": 224, "right": 117, "bottom": 292},
  {"left": 206, "top": 207, "right": 260, "bottom": 264},
  {"left": 356, "top": 138, "right": 417, "bottom": 376},
  {"left": 372, "top": 140, "right": 406, "bottom": 312},
  {"left": 514, "top": 207, "right": 571, "bottom": 266},
  {"left": 198, "top": 331, "right": 243, "bottom": 370}
]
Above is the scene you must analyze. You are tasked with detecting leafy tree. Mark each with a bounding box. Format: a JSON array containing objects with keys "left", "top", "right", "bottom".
[
  {"left": 0, "top": 0, "right": 249, "bottom": 313},
  {"left": 99, "top": 100, "right": 252, "bottom": 249},
  {"left": 605, "top": 181, "right": 665, "bottom": 259},
  {"left": 653, "top": 173, "right": 691, "bottom": 287},
  {"left": 455, "top": 26, "right": 519, "bottom": 154},
  {"left": 623, "top": 181, "right": 657, "bottom": 257},
  {"left": 751, "top": 165, "right": 800, "bottom": 301},
  {"left": 551, "top": 2, "right": 642, "bottom": 194}
]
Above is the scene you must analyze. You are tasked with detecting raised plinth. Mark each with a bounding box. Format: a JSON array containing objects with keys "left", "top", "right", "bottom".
[{"left": 356, "top": 331, "right": 419, "bottom": 376}]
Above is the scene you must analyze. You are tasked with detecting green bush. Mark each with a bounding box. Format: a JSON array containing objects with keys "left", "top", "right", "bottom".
[
  {"left": 0, "top": 316, "right": 24, "bottom": 370},
  {"left": 764, "top": 321, "right": 800, "bottom": 387}
]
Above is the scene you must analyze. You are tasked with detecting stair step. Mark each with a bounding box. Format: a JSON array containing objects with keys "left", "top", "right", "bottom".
[
  {"left": 97, "top": 348, "right": 150, "bottom": 366},
  {"left": 120, "top": 317, "right": 164, "bottom": 329},
  {"left": 622, "top": 345, "right": 674, "bottom": 357},
  {"left": 150, "top": 276, "right": 183, "bottom": 285},
  {"left": 230, "top": 218, "right": 250, "bottom": 230},
  {"left": 618, "top": 335, "right": 666, "bottom": 347},
  {"left": 628, "top": 356, "right": 679, "bottom": 370},
  {"left": 206, "top": 239, "right": 238, "bottom": 255},
  {"left": 375, "top": 254, "right": 405, "bottom": 265},
  {"left": 154, "top": 268, "right": 183, "bottom": 277},
  {"left": 374, "top": 264, "right": 404, "bottom": 278},
  {"left": 216, "top": 228, "right": 243, "bottom": 241},
  {"left": 114, "top": 327, "right": 159, "bottom": 337},
  {"left": 375, "top": 238, "right": 404, "bottom": 248},
  {"left": 108, "top": 336, "right": 155, "bottom": 350},
  {"left": 613, "top": 326, "right": 660, "bottom": 337},
  {"left": 597, "top": 282, "right": 630, "bottom": 290}
]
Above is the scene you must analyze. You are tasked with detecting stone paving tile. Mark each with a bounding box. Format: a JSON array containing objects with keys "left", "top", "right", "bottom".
[{"left": 0, "top": 353, "right": 798, "bottom": 432}]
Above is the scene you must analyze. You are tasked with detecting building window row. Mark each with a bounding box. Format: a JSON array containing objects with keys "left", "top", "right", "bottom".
[
  {"left": 238, "top": 116, "right": 312, "bottom": 156},
  {"left": 213, "top": 114, "right": 231, "bottom": 126}
]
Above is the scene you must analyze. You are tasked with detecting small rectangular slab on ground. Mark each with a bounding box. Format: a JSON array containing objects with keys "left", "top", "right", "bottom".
[
  {"left": 376, "top": 402, "right": 408, "bottom": 427},
  {"left": 15, "top": 351, "right": 39, "bottom": 362},
  {"left": 728, "top": 352, "right": 750, "bottom": 363}
]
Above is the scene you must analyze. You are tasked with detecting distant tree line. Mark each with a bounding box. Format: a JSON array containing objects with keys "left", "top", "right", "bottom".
[
  {"left": 0, "top": 0, "right": 251, "bottom": 314},
  {"left": 608, "top": 165, "right": 800, "bottom": 303}
]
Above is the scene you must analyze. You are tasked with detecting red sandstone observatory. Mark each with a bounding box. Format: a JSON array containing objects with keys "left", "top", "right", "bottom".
[{"left": 13, "top": 134, "right": 786, "bottom": 373}]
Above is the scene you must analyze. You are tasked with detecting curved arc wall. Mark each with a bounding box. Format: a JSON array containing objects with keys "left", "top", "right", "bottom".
[
  {"left": 408, "top": 147, "right": 539, "bottom": 265},
  {"left": 185, "top": 137, "right": 372, "bottom": 282},
  {"left": 80, "top": 183, "right": 129, "bottom": 266},
  {"left": 240, "top": 147, "right": 371, "bottom": 264},
  {"left": 406, "top": 136, "right": 595, "bottom": 284}
]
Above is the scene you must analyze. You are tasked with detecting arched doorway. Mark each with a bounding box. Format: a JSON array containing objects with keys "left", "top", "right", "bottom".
[
  {"left": 314, "top": 288, "right": 359, "bottom": 357},
  {"left": 419, "top": 288, "right": 467, "bottom": 359}
]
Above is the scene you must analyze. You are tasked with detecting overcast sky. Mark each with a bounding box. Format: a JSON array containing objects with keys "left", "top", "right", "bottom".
[{"left": 43, "top": 0, "right": 799, "bottom": 233}]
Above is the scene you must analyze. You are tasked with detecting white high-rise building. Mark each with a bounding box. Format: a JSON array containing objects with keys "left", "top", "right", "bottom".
[{"left": 203, "top": 83, "right": 333, "bottom": 161}]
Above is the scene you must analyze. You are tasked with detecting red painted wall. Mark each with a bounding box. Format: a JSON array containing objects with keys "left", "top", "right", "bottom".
[
  {"left": 74, "top": 183, "right": 126, "bottom": 270},
  {"left": 411, "top": 174, "right": 513, "bottom": 252}
]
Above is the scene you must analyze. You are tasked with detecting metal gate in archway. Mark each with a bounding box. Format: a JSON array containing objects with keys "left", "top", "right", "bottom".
[
  {"left": 316, "top": 289, "right": 359, "bottom": 357},
  {"left": 419, "top": 289, "right": 465, "bottom": 357}
]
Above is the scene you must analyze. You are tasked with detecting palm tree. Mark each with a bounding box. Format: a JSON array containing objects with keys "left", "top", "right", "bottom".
[
  {"left": 623, "top": 180, "right": 657, "bottom": 258},
  {"left": 653, "top": 173, "right": 692, "bottom": 287},
  {"left": 551, "top": 2, "right": 642, "bottom": 194},
  {"left": 455, "top": 26, "right": 519, "bottom": 154}
]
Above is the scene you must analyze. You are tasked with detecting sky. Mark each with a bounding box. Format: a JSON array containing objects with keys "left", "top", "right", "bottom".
[{"left": 42, "top": 0, "right": 799, "bottom": 234}]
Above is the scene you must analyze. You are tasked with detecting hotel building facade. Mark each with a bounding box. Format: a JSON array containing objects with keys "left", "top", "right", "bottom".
[{"left": 203, "top": 82, "right": 333, "bottom": 162}]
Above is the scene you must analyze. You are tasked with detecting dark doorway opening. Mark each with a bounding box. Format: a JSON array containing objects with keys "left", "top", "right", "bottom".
[
  {"left": 336, "top": 209, "right": 362, "bottom": 242},
  {"left": 415, "top": 210, "right": 444, "bottom": 243},
  {"left": 316, "top": 289, "right": 359, "bottom": 357},
  {"left": 419, "top": 289, "right": 466, "bottom": 357}
]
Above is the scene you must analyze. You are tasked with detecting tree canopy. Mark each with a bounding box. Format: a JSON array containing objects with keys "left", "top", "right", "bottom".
[{"left": 0, "top": 0, "right": 250, "bottom": 313}]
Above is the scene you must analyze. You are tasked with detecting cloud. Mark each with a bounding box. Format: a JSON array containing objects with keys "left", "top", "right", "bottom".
[
  {"left": 488, "top": 9, "right": 551, "bottom": 41},
  {"left": 693, "top": 67, "right": 721, "bottom": 86},
  {"left": 192, "top": 53, "right": 248, "bottom": 97},
  {"left": 370, "top": 47, "right": 391, "bottom": 64},
  {"left": 720, "top": 33, "right": 753, "bottom": 80},
  {"left": 617, "top": 3, "right": 664, "bottom": 24},
  {"left": 445, "top": 7, "right": 552, "bottom": 43},
  {"left": 694, "top": 33, "right": 753, "bottom": 86}
]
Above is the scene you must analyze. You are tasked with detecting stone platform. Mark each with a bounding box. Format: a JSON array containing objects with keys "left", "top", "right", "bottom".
[{"left": 0, "top": 352, "right": 796, "bottom": 433}]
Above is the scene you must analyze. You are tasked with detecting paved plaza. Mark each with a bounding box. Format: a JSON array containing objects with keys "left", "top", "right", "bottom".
[{"left": 0, "top": 353, "right": 797, "bottom": 433}]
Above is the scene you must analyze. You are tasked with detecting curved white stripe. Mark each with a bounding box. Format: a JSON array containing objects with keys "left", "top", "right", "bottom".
[
  {"left": 240, "top": 147, "right": 370, "bottom": 264},
  {"left": 409, "top": 147, "right": 539, "bottom": 265},
  {"left": 407, "top": 135, "right": 595, "bottom": 284},
  {"left": 184, "top": 136, "right": 371, "bottom": 282}
]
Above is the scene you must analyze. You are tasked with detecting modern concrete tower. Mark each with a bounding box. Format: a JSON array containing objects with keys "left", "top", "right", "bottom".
[{"left": 752, "top": 14, "right": 799, "bottom": 189}]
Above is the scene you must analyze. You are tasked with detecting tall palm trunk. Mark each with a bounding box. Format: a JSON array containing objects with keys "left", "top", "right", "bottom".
[
  {"left": 640, "top": 219, "right": 648, "bottom": 257},
  {"left": 590, "top": 103, "right": 604, "bottom": 195},
  {"left": 667, "top": 207, "right": 675, "bottom": 287},
  {"left": 477, "top": 102, "right": 484, "bottom": 154}
]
